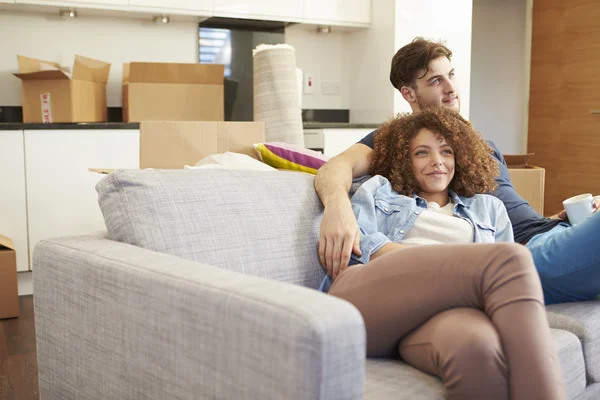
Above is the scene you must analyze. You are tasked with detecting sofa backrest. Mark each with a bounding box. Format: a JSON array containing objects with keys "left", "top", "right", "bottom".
[{"left": 96, "top": 169, "right": 326, "bottom": 288}]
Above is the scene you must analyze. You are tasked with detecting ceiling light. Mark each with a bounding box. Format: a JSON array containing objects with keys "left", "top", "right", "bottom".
[
  {"left": 316, "top": 26, "right": 331, "bottom": 34},
  {"left": 153, "top": 15, "right": 170, "bottom": 24},
  {"left": 59, "top": 9, "right": 77, "bottom": 18}
]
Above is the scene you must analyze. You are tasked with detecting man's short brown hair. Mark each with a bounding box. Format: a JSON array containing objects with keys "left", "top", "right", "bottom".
[{"left": 389, "top": 37, "right": 452, "bottom": 91}]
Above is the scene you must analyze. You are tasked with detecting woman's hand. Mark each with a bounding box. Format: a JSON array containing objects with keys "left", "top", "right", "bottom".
[{"left": 319, "top": 200, "right": 362, "bottom": 280}]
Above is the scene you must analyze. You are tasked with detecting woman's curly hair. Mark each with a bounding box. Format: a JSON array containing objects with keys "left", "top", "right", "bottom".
[{"left": 369, "top": 107, "right": 498, "bottom": 197}]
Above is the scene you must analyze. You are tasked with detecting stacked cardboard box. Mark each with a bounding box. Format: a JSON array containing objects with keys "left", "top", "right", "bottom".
[
  {"left": 122, "top": 62, "right": 224, "bottom": 123},
  {"left": 90, "top": 121, "right": 265, "bottom": 174},
  {"left": 0, "top": 235, "right": 19, "bottom": 320},
  {"left": 13, "top": 55, "right": 110, "bottom": 123},
  {"left": 505, "top": 154, "right": 546, "bottom": 216}
]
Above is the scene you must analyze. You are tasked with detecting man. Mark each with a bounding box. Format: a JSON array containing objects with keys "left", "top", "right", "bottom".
[{"left": 315, "top": 36, "right": 600, "bottom": 305}]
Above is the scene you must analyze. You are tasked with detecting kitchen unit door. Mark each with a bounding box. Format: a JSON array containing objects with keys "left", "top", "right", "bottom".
[
  {"left": 213, "top": 0, "right": 303, "bottom": 22},
  {"left": 15, "top": 0, "right": 128, "bottom": 6},
  {"left": 23, "top": 129, "right": 140, "bottom": 268},
  {"left": 304, "top": 0, "right": 371, "bottom": 26},
  {"left": 129, "top": 0, "right": 213, "bottom": 14},
  {"left": 0, "top": 131, "right": 29, "bottom": 272}
]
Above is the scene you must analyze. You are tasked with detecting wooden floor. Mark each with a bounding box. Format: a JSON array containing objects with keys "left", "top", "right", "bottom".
[{"left": 0, "top": 296, "right": 39, "bottom": 400}]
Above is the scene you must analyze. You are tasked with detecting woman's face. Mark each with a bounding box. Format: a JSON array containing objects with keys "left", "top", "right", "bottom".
[{"left": 409, "top": 128, "right": 455, "bottom": 197}]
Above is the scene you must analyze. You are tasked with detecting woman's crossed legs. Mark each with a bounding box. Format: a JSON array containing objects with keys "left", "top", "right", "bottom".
[{"left": 329, "top": 243, "right": 565, "bottom": 400}]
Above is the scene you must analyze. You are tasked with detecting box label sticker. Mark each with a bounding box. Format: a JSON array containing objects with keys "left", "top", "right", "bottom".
[{"left": 40, "top": 93, "right": 52, "bottom": 123}]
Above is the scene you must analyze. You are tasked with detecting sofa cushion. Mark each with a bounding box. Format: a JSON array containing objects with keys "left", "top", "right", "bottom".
[
  {"left": 96, "top": 169, "right": 325, "bottom": 288},
  {"left": 553, "top": 329, "right": 587, "bottom": 399},
  {"left": 254, "top": 142, "right": 329, "bottom": 174},
  {"left": 363, "top": 329, "right": 585, "bottom": 400},
  {"left": 365, "top": 359, "right": 444, "bottom": 400},
  {"left": 547, "top": 300, "right": 600, "bottom": 384}
]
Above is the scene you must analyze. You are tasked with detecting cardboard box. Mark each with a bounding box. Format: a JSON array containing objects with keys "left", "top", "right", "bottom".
[
  {"left": 89, "top": 121, "right": 265, "bottom": 174},
  {"left": 0, "top": 235, "right": 19, "bottom": 319},
  {"left": 14, "top": 55, "right": 110, "bottom": 123},
  {"left": 505, "top": 154, "right": 545, "bottom": 215},
  {"left": 123, "top": 62, "right": 225, "bottom": 123}
]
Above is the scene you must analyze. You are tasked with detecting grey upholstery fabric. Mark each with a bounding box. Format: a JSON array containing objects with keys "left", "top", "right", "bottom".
[
  {"left": 364, "top": 359, "right": 444, "bottom": 400},
  {"left": 554, "top": 329, "right": 587, "bottom": 399},
  {"left": 96, "top": 169, "right": 325, "bottom": 289},
  {"left": 29, "top": 169, "right": 600, "bottom": 399},
  {"left": 363, "top": 329, "right": 586, "bottom": 400},
  {"left": 33, "top": 234, "right": 365, "bottom": 400},
  {"left": 574, "top": 382, "right": 600, "bottom": 400},
  {"left": 33, "top": 234, "right": 598, "bottom": 400},
  {"left": 548, "top": 301, "right": 600, "bottom": 383}
]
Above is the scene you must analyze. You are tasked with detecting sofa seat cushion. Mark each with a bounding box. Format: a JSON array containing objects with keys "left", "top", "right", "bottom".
[
  {"left": 365, "top": 359, "right": 444, "bottom": 400},
  {"left": 96, "top": 169, "right": 325, "bottom": 288},
  {"left": 554, "top": 329, "right": 587, "bottom": 399},
  {"left": 547, "top": 300, "right": 600, "bottom": 384},
  {"left": 363, "top": 329, "right": 585, "bottom": 400}
]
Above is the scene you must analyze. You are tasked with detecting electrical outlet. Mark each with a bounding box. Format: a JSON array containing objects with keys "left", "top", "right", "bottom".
[{"left": 304, "top": 74, "right": 315, "bottom": 94}]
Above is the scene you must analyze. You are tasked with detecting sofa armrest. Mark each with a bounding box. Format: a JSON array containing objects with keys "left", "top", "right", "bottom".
[
  {"left": 33, "top": 234, "right": 365, "bottom": 400},
  {"left": 547, "top": 300, "right": 600, "bottom": 383}
]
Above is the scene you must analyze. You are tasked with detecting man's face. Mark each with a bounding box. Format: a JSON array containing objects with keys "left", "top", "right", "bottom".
[{"left": 405, "top": 57, "right": 460, "bottom": 113}]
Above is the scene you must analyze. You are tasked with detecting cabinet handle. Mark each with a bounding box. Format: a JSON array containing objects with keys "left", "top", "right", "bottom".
[{"left": 592, "top": 110, "right": 600, "bottom": 114}]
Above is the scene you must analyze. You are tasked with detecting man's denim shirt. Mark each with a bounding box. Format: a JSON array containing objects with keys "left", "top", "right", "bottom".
[{"left": 319, "top": 175, "right": 513, "bottom": 293}]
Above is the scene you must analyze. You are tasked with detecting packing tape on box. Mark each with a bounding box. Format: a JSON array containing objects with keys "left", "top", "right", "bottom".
[{"left": 40, "top": 93, "right": 53, "bottom": 123}]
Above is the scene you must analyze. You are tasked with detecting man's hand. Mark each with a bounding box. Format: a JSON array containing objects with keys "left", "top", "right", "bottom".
[
  {"left": 554, "top": 209, "right": 568, "bottom": 220},
  {"left": 552, "top": 197, "right": 600, "bottom": 220},
  {"left": 318, "top": 201, "right": 362, "bottom": 280}
]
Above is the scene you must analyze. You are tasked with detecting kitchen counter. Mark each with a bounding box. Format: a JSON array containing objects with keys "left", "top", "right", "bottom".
[
  {"left": 302, "top": 122, "right": 380, "bottom": 129},
  {"left": 1, "top": 122, "right": 381, "bottom": 131},
  {"left": 0, "top": 122, "right": 140, "bottom": 130}
]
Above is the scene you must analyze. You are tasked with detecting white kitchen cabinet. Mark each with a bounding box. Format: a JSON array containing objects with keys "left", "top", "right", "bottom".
[
  {"left": 304, "top": 0, "right": 371, "bottom": 26},
  {"left": 15, "top": 0, "right": 128, "bottom": 6},
  {"left": 24, "top": 129, "right": 139, "bottom": 268},
  {"left": 129, "top": 0, "right": 213, "bottom": 14},
  {"left": 0, "top": 131, "right": 29, "bottom": 272},
  {"left": 214, "top": 0, "right": 303, "bottom": 22}
]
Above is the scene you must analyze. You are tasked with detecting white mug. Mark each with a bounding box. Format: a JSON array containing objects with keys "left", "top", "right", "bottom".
[{"left": 562, "top": 193, "right": 600, "bottom": 225}]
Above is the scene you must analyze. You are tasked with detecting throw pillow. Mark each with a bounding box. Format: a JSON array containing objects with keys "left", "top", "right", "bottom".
[
  {"left": 185, "top": 151, "right": 277, "bottom": 172},
  {"left": 254, "top": 142, "right": 330, "bottom": 175}
]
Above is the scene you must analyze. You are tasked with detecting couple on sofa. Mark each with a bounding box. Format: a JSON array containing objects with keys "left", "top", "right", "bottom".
[{"left": 314, "top": 38, "right": 600, "bottom": 399}]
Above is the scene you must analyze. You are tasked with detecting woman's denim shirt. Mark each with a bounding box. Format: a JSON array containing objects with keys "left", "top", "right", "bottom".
[{"left": 318, "top": 175, "right": 513, "bottom": 292}]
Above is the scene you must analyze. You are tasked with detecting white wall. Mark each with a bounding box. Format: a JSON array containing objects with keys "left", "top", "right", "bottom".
[
  {"left": 0, "top": 11, "right": 199, "bottom": 106},
  {"left": 343, "top": 0, "right": 396, "bottom": 124},
  {"left": 285, "top": 25, "right": 348, "bottom": 110},
  {"left": 394, "top": 0, "right": 472, "bottom": 120},
  {"left": 340, "top": 0, "right": 473, "bottom": 125},
  {"left": 0, "top": 11, "right": 351, "bottom": 111},
  {"left": 470, "top": 0, "right": 530, "bottom": 154}
]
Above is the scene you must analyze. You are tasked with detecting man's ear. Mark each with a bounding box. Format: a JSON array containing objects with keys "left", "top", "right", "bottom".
[{"left": 401, "top": 86, "right": 417, "bottom": 104}]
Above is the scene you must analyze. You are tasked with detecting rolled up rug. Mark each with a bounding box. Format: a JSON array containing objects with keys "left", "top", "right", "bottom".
[{"left": 253, "top": 44, "right": 305, "bottom": 146}]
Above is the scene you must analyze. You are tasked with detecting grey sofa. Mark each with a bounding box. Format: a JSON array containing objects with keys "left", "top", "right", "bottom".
[{"left": 33, "top": 169, "right": 600, "bottom": 399}]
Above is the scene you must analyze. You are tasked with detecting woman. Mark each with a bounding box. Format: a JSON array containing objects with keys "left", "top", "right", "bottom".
[{"left": 318, "top": 107, "right": 566, "bottom": 400}]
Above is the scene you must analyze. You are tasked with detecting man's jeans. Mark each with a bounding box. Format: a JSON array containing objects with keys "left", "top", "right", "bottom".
[{"left": 526, "top": 210, "right": 600, "bottom": 305}]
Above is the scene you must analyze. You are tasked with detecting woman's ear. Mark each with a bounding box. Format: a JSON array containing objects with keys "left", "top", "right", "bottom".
[{"left": 401, "top": 86, "right": 417, "bottom": 104}]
